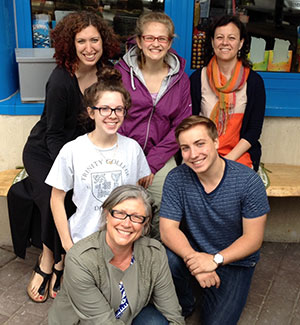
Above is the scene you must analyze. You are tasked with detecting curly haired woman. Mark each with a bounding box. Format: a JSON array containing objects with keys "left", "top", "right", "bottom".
[{"left": 22, "top": 11, "right": 119, "bottom": 303}]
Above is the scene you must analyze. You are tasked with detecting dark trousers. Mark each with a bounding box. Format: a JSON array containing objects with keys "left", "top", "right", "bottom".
[{"left": 166, "top": 248, "right": 255, "bottom": 325}]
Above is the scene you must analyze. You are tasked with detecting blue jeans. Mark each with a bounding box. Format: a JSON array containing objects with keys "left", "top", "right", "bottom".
[
  {"left": 166, "top": 248, "right": 255, "bottom": 325},
  {"left": 132, "top": 304, "right": 169, "bottom": 325}
]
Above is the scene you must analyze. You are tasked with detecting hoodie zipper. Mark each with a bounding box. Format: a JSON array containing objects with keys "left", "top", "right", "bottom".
[{"left": 143, "top": 105, "right": 155, "bottom": 151}]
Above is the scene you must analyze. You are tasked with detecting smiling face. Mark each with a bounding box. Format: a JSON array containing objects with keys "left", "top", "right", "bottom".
[
  {"left": 105, "top": 198, "right": 147, "bottom": 251},
  {"left": 179, "top": 124, "right": 219, "bottom": 175},
  {"left": 211, "top": 22, "right": 244, "bottom": 65},
  {"left": 88, "top": 91, "right": 125, "bottom": 137},
  {"left": 75, "top": 25, "right": 103, "bottom": 69},
  {"left": 136, "top": 21, "right": 172, "bottom": 63}
]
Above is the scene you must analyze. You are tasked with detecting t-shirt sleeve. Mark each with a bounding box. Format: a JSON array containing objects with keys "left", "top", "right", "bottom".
[
  {"left": 241, "top": 172, "right": 270, "bottom": 219},
  {"left": 136, "top": 143, "right": 151, "bottom": 179},
  {"left": 45, "top": 143, "right": 74, "bottom": 192},
  {"left": 160, "top": 171, "right": 184, "bottom": 222}
]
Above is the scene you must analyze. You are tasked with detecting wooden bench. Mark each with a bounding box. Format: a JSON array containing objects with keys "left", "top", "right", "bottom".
[
  {"left": 1, "top": 164, "right": 300, "bottom": 198},
  {"left": 264, "top": 163, "right": 300, "bottom": 197},
  {"left": 0, "top": 169, "right": 20, "bottom": 197}
]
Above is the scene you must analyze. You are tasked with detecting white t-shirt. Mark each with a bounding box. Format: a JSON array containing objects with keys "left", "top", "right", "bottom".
[{"left": 46, "top": 133, "right": 150, "bottom": 243}]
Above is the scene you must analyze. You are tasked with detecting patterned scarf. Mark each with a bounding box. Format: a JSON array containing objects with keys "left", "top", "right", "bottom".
[{"left": 206, "top": 56, "right": 250, "bottom": 135}]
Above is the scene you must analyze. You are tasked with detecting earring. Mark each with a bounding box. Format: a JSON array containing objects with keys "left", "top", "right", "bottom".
[{"left": 237, "top": 50, "right": 241, "bottom": 58}]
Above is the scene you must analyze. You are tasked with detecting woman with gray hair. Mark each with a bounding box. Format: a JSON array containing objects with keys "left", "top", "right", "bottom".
[{"left": 48, "top": 185, "right": 184, "bottom": 325}]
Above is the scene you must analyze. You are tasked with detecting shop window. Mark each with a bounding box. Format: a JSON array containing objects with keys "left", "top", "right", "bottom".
[
  {"left": 30, "top": 0, "right": 164, "bottom": 55},
  {"left": 191, "top": 0, "right": 300, "bottom": 72}
]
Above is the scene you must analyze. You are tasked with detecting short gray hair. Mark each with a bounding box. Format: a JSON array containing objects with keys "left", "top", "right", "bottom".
[{"left": 101, "top": 185, "right": 155, "bottom": 235}]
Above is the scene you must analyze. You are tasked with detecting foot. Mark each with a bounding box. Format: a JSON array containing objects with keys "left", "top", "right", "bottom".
[
  {"left": 27, "top": 255, "right": 52, "bottom": 303},
  {"left": 49, "top": 267, "right": 64, "bottom": 299}
]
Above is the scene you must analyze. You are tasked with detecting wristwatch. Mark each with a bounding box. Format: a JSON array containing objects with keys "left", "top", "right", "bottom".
[{"left": 213, "top": 253, "right": 224, "bottom": 267}]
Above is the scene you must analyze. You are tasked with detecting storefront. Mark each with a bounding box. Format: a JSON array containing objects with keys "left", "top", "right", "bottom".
[{"left": 0, "top": 0, "right": 300, "bottom": 117}]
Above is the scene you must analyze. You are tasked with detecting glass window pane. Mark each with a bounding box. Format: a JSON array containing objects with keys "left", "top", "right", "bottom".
[
  {"left": 30, "top": 0, "right": 164, "bottom": 56},
  {"left": 191, "top": 0, "right": 300, "bottom": 72}
]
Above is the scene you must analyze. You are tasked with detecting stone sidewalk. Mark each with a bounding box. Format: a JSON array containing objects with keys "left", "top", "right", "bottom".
[{"left": 0, "top": 242, "right": 299, "bottom": 325}]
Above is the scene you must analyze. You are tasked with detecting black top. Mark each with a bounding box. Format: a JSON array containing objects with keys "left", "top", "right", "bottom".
[
  {"left": 24, "top": 66, "right": 86, "bottom": 162},
  {"left": 190, "top": 68, "right": 266, "bottom": 171}
]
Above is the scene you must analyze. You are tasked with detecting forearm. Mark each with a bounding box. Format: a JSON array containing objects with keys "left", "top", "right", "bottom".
[
  {"left": 160, "top": 219, "right": 195, "bottom": 259},
  {"left": 225, "top": 138, "right": 251, "bottom": 161},
  {"left": 220, "top": 233, "right": 263, "bottom": 265},
  {"left": 220, "top": 215, "right": 267, "bottom": 265},
  {"left": 50, "top": 188, "right": 73, "bottom": 251}
]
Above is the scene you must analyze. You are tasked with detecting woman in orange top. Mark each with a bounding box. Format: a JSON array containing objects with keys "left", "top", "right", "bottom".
[{"left": 190, "top": 15, "right": 266, "bottom": 171}]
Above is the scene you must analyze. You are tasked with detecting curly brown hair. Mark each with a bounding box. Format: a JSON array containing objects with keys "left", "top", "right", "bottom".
[{"left": 51, "top": 11, "right": 120, "bottom": 75}]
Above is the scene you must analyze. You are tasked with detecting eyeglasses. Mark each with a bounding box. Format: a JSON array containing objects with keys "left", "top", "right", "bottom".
[
  {"left": 141, "top": 35, "right": 171, "bottom": 44},
  {"left": 110, "top": 209, "right": 148, "bottom": 224},
  {"left": 91, "top": 106, "right": 127, "bottom": 117}
]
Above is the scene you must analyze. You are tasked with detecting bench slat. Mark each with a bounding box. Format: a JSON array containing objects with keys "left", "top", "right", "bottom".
[
  {"left": 0, "top": 169, "right": 20, "bottom": 197},
  {"left": 265, "top": 163, "right": 300, "bottom": 197}
]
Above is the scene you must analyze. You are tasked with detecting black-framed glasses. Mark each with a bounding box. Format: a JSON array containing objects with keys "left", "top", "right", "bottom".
[
  {"left": 110, "top": 209, "right": 148, "bottom": 224},
  {"left": 91, "top": 105, "right": 127, "bottom": 117},
  {"left": 141, "top": 35, "right": 171, "bottom": 44}
]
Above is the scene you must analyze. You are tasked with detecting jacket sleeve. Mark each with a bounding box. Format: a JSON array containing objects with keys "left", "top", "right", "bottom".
[
  {"left": 151, "top": 245, "right": 185, "bottom": 324},
  {"left": 62, "top": 252, "right": 125, "bottom": 325},
  {"left": 45, "top": 70, "right": 74, "bottom": 161},
  {"left": 146, "top": 74, "right": 192, "bottom": 173},
  {"left": 190, "top": 68, "right": 202, "bottom": 115},
  {"left": 241, "top": 71, "right": 266, "bottom": 145}
]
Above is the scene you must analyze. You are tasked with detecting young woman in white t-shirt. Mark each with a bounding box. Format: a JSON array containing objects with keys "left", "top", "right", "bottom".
[{"left": 42, "top": 67, "right": 150, "bottom": 300}]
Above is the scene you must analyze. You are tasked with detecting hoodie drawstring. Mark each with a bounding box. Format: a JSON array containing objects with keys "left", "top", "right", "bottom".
[{"left": 130, "top": 66, "right": 136, "bottom": 91}]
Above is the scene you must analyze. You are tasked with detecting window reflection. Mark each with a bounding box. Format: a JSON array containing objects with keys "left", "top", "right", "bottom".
[
  {"left": 192, "top": 0, "right": 300, "bottom": 72},
  {"left": 31, "top": 0, "right": 164, "bottom": 56}
]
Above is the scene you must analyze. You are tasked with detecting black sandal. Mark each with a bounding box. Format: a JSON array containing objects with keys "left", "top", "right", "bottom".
[
  {"left": 27, "top": 255, "right": 52, "bottom": 303},
  {"left": 49, "top": 267, "right": 63, "bottom": 298}
]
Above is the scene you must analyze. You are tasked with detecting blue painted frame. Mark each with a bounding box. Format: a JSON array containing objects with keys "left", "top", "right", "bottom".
[
  {"left": 1, "top": 0, "right": 299, "bottom": 116},
  {"left": 15, "top": 0, "right": 33, "bottom": 48}
]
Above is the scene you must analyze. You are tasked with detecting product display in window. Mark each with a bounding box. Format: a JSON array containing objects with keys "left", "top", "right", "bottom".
[
  {"left": 192, "top": 0, "right": 300, "bottom": 72},
  {"left": 30, "top": 0, "right": 164, "bottom": 55}
]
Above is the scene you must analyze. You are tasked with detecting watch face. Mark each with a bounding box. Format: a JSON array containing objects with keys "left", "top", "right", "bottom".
[{"left": 214, "top": 254, "right": 224, "bottom": 265}]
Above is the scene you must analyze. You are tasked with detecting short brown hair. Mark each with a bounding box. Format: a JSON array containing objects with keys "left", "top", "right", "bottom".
[{"left": 175, "top": 116, "right": 218, "bottom": 143}]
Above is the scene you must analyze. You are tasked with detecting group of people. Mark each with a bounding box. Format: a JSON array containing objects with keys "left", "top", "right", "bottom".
[{"left": 8, "top": 9, "right": 270, "bottom": 325}]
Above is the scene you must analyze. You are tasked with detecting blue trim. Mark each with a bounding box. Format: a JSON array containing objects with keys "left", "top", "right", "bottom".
[
  {"left": 165, "top": 0, "right": 193, "bottom": 69},
  {"left": 259, "top": 72, "right": 300, "bottom": 117},
  {"left": 15, "top": 0, "right": 32, "bottom": 48},
  {"left": 0, "top": 92, "right": 43, "bottom": 115}
]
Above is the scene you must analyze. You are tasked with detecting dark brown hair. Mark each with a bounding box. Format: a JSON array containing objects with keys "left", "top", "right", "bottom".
[
  {"left": 204, "top": 15, "right": 251, "bottom": 68},
  {"left": 81, "top": 67, "right": 131, "bottom": 130},
  {"left": 51, "top": 11, "right": 120, "bottom": 75},
  {"left": 175, "top": 116, "right": 218, "bottom": 143}
]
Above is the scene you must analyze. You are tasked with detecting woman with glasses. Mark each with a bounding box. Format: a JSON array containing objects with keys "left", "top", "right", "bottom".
[
  {"left": 45, "top": 67, "right": 150, "bottom": 293},
  {"left": 115, "top": 12, "right": 192, "bottom": 240},
  {"left": 48, "top": 185, "right": 184, "bottom": 325},
  {"left": 20, "top": 11, "right": 120, "bottom": 303}
]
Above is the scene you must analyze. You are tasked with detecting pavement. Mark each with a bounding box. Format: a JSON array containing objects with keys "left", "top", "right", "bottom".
[{"left": 0, "top": 242, "right": 299, "bottom": 325}]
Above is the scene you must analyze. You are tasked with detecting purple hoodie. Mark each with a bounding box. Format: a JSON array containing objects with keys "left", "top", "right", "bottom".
[{"left": 115, "top": 46, "right": 192, "bottom": 174}]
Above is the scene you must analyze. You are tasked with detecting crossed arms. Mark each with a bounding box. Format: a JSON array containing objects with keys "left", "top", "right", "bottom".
[{"left": 160, "top": 214, "right": 267, "bottom": 288}]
